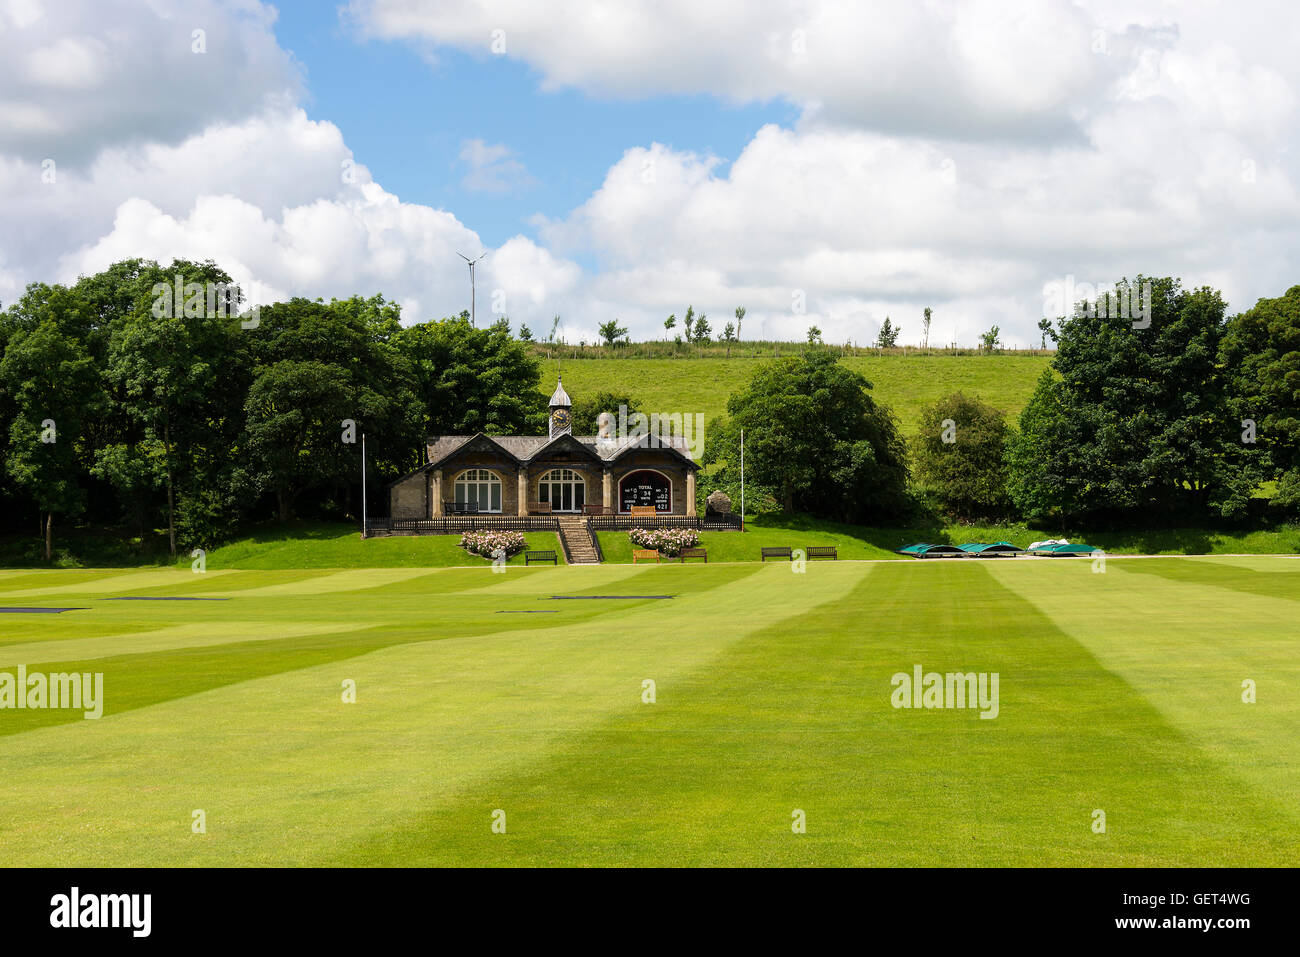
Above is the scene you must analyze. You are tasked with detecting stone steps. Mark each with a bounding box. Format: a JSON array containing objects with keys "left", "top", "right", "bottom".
[{"left": 556, "top": 517, "right": 601, "bottom": 564}]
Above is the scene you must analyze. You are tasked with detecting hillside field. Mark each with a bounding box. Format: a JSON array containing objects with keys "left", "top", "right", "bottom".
[
  {"left": 0, "top": 557, "right": 1295, "bottom": 866},
  {"left": 539, "top": 353, "right": 1052, "bottom": 434}
]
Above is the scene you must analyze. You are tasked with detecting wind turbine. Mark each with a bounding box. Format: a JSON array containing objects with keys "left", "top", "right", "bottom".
[{"left": 458, "top": 250, "right": 488, "bottom": 326}]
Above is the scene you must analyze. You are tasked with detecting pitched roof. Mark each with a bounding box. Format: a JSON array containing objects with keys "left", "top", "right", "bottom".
[{"left": 423, "top": 431, "right": 698, "bottom": 468}]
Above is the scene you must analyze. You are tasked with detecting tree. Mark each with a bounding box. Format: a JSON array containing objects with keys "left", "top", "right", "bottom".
[
  {"left": 691, "top": 311, "right": 711, "bottom": 343},
  {"left": 244, "top": 360, "right": 359, "bottom": 522},
  {"left": 518, "top": 323, "right": 533, "bottom": 341},
  {"left": 1221, "top": 284, "right": 1300, "bottom": 512},
  {"left": 568, "top": 391, "right": 642, "bottom": 436},
  {"left": 104, "top": 260, "right": 243, "bottom": 555},
  {"left": 598, "top": 319, "right": 628, "bottom": 346},
  {"left": 913, "top": 392, "right": 1010, "bottom": 518},
  {"left": 875, "top": 317, "right": 900, "bottom": 348},
  {"left": 922, "top": 307, "right": 932, "bottom": 350},
  {"left": 734, "top": 306, "right": 745, "bottom": 342},
  {"left": 664, "top": 314, "right": 676, "bottom": 340},
  {"left": 1036, "top": 317, "right": 1056, "bottom": 349},
  {"left": 980, "top": 325, "right": 1001, "bottom": 351},
  {"left": 1007, "top": 276, "right": 1252, "bottom": 521},
  {"left": 1, "top": 316, "right": 102, "bottom": 559},
  {"left": 721, "top": 321, "right": 737, "bottom": 357},
  {"left": 702, "top": 351, "right": 908, "bottom": 522},
  {"left": 393, "top": 312, "right": 542, "bottom": 440},
  {"left": 807, "top": 325, "right": 823, "bottom": 344}
]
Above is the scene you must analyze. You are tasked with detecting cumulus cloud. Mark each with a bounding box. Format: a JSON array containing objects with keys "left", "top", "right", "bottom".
[
  {"left": 0, "top": 0, "right": 301, "bottom": 165},
  {"left": 2, "top": 0, "right": 1300, "bottom": 350}
]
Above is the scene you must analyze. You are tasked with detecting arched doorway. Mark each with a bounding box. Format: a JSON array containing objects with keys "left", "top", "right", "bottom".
[
  {"left": 619, "top": 469, "right": 672, "bottom": 513},
  {"left": 538, "top": 468, "right": 586, "bottom": 512}
]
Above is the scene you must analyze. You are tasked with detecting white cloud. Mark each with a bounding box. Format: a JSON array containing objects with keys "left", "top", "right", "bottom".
[
  {"left": 0, "top": 0, "right": 301, "bottom": 165},
  {"left": 2, "top": 0, "right": 1300, "bottom": 352},
  {"left": 458, "top": 138, "right": 535, "bottom": 193}
]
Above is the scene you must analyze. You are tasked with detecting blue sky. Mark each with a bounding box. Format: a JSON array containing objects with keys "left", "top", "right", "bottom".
[{"left": 270, "top": 0, "right": 797, "bottom": 257}]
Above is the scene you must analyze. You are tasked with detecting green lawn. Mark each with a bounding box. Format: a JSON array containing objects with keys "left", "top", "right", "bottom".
[
  {"left": 542, "top": 353, "right": 1051, "bottom": 435},
  {"left": 0, "top": 557, "right": 1296, "bottom": 865}
]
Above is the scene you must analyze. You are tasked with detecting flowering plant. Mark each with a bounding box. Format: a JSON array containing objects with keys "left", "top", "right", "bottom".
[
  {"left": 628, "top": 527, "right": 699, "bottom": 557},
  {"left": 460, "top": 530, "right": 527, "bottom": 559}
]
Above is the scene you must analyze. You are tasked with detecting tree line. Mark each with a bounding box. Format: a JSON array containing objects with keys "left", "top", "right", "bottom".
[
  {"left": 705, "top": 276, "right": 1300, "bottom": 530},
  {"left": 0, "top": 259, "right": 547, "bottom": 558}
]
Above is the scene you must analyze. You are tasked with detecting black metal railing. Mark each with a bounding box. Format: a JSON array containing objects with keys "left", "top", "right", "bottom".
[
  {"left": 587, "top": 514, "right": 743, "bottom": 531},
  {"left": 364, "top": 516, "right": 560, "bottom": 537}
]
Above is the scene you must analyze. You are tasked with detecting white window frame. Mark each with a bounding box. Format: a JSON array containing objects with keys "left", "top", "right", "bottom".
[
  {"left": 538, "top": 468, "right": 586, "bottom": 513},
  {"left": 453, "top": 468, "right": 502, "bottom": 513}
]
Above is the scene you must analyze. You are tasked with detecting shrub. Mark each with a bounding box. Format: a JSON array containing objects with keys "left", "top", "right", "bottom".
[
  {"left": 460, "top": 530, "right": 527, "bottom": 559},
  {"left": 628, "top": 527, "right": 699, "bottom": 557}
]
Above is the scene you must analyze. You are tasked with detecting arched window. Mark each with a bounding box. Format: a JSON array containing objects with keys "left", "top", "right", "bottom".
[
  {"left": 619, "top": 469, "right": 672, "bottom": 513},
  {"left": 453, "top": 468, "right": 502, "bottom": 512},
  {"left": 538, "top": 468, "right": 585, "bottom": 512}
]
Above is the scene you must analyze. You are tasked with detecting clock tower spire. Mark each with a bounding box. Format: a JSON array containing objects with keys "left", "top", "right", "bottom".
[{"left": 548, "top": 376, "right": 572, "bottom": 439}]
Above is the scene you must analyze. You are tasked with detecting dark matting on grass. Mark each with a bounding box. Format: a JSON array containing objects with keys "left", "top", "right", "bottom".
[
  {"left": 0, "top": 607, "right": 88, "bottom": 614},
  {"left": 545, "top": 596, "right": 675, "bottom": 600},
  {"left": 496, "top": 610, "right": 560, "bottom": 613},
  {"left": 100, "top": 597, "right": 231, "bottom": 601}
]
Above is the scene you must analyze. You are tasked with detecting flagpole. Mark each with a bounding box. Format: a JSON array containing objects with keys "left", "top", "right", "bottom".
[
  {"left": 740, "top": 428, "right": 745, "bottom": 532},
  {"left": 361, "top": 433, "right": 367, "bottom": 538}
]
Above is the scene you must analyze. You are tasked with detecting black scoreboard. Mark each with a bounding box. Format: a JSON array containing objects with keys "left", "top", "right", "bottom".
[{"left": 619, "top": 471, "right": 671, "bottom": 512}]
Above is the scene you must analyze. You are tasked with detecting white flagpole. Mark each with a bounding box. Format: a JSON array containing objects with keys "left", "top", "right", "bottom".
[
  {"left": 361, "top": 433, "right": 367, "bottom": 537},
  {"left": 740, "top": 428, "right": 745, "bottom": 531}
]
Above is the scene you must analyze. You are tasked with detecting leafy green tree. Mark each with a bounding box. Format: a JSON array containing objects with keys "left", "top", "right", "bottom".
[
  {"left": 1221, "top": 285, "right": 1300, "bottom": 511},
  {"left": 980, "top": 325, "right": 1001, "bottom": 351},
  {"left": 922, "top": 307, "right": 932, "bottom": 349},
  {"left": 1037, "top": 317, "right": 1056, "bottom": 348},
  {"left": 664, "top": 314, "right": 676, "bottom": 340},
  {"left": 598, "top": 319, "right": 628, "bottom": 346},
  {"left": 1008, "top": 276, "right": 1252, "bottom": 521},
  {"left": 518, "top": 323, "right": 533, "bottom": 341},
  {"left": 568, "top": 391, "right": 642, "bottom": 435},
  {"left": 875, "top": 317, "right": 899, "bottom": 348},
  {"left": 702, "top": 351, "right": 908, "bottom": 521},
  {"left": 1, "top": 318, "right": 102, "bottom": 559},
  {"left": 807, "top": 325, "right": 823, "bottom": 344},
  {"left": 393, "top": 312, "right": 542, "bottom": 439},
  {"left": 691, "top": 311, "right": 711, "bottom": 343},
  {"left": 733, "top": 306, "right": 745, "bottom": 342},
  {"left": 244, "top": 360, "right": 360, "bottom": 522},
  {"left": 913, "top": 392, "right": 1010, "bottom": 518},
  {"left": 104, "top": 260, "right": 244, "bottom": 555}
]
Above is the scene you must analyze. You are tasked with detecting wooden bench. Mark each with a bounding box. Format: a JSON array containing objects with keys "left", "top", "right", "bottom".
[
  {"left": 805, "top": 546, "right": 838, "bottom": 560},
  {"left": 444, "top": 500, "right": 480, "bottom": 515},
  {"left": 678, "top": 548, "right": 707, "bottom": 563},
  {"left": 530, "top": 502, "right": 553, "bottom": 515},
  {"left": 524, "top": 550, "right": 557, "bottom": 565},
  {"left": 583, "top": 504, "right": 611, "bottom": 515},
  {"left": 632, "top": 549, "right": 660, "bottom": 564},
  {"left": 630, "top": 505, "right": 658, "bottom": 518},
  {"left": 761, "top": 546, "right": 793, "bottom": 562}
]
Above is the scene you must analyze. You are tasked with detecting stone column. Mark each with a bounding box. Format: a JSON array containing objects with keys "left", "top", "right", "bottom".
[
  {"left": 602, "top": 469, "right": 612, "bottom": 511},
  {"left": 686, "top": 470, "right": 697, "bottom": 517},
  {"left": 517, "top": 469, "right": 529, "bottom": 516},
  {"left": 431, "top": 470, "right": 443, "bottom": 517}
]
